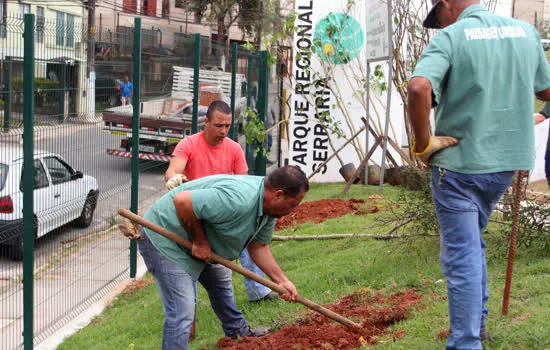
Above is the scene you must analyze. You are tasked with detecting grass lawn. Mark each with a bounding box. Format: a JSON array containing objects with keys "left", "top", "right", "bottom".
[{"left": 58, "top": 183, "right": 550, "bottom": 350}]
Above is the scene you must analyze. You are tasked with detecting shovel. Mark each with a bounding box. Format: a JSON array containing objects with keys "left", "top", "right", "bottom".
[{"left": 118, "top": 208, "right": 362, "bottom": 330}]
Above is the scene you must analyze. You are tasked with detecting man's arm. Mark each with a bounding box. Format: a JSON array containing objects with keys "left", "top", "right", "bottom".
[
  {"left": 165, "top": 157, "right": 188, "bottom": 181},
  {"left": 535, "top": 113, "right": 547, "bottom": 125},
  {"left": 173, "top": 191, "right": 212, "bottom": 262},
  {"left": 247, "top": 241, "right": 298, "bottom": 301},
  {"left": 535, "top": 88, "right": 550, "bottom": 101},
  {"left": 407, "top": 77, "right": 433, "bottom": 152}
]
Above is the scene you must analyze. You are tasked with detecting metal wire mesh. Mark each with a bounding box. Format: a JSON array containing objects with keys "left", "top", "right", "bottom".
[{"left": 0, "top": 14, "right": 282, "bottom": 349}]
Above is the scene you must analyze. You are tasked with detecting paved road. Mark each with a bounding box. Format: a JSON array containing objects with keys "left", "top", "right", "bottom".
[{"left": 0, "top": 122, "right": 167, "bottom": 267}]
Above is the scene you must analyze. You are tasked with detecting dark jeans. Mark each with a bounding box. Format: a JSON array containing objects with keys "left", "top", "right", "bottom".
[
  {"left": 545, "top": 148, "right": 550, "bottom": 185},
  {"left": 138, "top": 231, "right": 248, "bottom": 349}
]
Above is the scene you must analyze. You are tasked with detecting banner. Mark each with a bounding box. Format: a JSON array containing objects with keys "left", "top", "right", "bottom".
[
  {"left": 289, "top": 0, "right": 404, "bottom": 182},
  {"left": 289, "top": 0, "right": 368, "bottom": 182}
]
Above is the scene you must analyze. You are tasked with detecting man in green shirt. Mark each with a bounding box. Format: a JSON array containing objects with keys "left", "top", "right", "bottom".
[
  {"left": 135, "top": 166, "right": 308, "bottom": 349},
  {"left": 408, "top": 0, "right": 550, "bottom": 348}
]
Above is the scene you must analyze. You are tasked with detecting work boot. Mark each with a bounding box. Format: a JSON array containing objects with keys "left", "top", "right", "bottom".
[
  {"left": 230, "top": 326, "right": 270, "bottom": 340},
  {"left": 251, "top": 291, "right": 279, "bottom": 303},
  {"left": 448, "top": 327, "right": 491, "bottom": 342},
  {"left": 480, "top": 327, "right": 491, "bottom": 342}
]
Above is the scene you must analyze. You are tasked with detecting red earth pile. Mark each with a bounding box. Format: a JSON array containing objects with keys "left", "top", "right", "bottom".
[
  {"left": 275, "top": 198, "right": 379, "bottom": 230},
  {"left": 217, "top": 288, "right": 422, "bottom": 349}
]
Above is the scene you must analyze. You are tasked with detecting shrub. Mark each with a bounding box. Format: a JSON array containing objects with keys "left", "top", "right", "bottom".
[{"left": 12, "top": 78, "right": 61, "bottom": 107}]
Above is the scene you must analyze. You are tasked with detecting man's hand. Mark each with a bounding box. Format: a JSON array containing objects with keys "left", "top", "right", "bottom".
[
  {"left": 165, "top": 174, "right": 188, "bottom": 191},
  {"left": 191, "top": 240, "right": 212, "bottom": 263},
  {"left": 535, "top": 113, "right": 547, "bottom": 125},
  {"left": 118, "top": 219, "right": 142, "bottom": 240},
  {"left": 413, "top": 136, "right": 459, "bottom": 166},
  {"left": 277, "top": 278, "right": 298, "bottom": 302}
]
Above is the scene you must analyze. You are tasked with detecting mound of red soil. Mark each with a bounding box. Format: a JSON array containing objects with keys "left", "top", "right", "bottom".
[
  {"left": 217, "top": 288, "right": 422, "bottom": 349},
  {"left": 275, "top": 198, "right": 376, "bottom": 231}
]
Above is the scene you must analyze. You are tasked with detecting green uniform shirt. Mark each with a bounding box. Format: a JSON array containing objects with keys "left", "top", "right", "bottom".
[
  {"left": 143, "top": 175, "right": 276, "bottom": 280},
  {"left": 412, "top": 5, "right": 550, "bottom": 173}
]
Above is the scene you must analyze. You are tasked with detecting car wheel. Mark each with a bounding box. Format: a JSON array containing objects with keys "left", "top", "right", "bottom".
[
  {"left": 108, "top": 95, "right": 118, "bottom": 106},
  {"left": 76, "top": 194, "right": 96, "bottom": 228},
  {"left": 9, "top": 217, "right": 36, "bottom": 261},
  {"left": 10, "top": 235, "right": 24, "bottom": 261}
]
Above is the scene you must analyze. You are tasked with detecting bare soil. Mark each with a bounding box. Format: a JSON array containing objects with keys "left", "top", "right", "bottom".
[
  {"left": 275, "top": 198, "right": 379, "bottom": 231},
  {"left": 217, "top": 288, "right": 423, "bottom": 349}
]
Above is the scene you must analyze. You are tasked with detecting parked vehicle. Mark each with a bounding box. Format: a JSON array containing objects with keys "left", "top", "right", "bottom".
[
  {"left": 102, "top": 66, "right": 246, "bottom": 162},
  {"left": 0, "top": 145, "right": 99, "bottom": 260},
  {"left": 96, "top": 77, "right": 122, "bottom": 107}
]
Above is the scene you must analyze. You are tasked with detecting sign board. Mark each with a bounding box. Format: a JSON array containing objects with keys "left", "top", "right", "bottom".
[
  {"left": 365, "top": 0, "right": 390, "bottom": 60},
  {"left": 289, "top": 0, "right": 368, "bottom": 181}
]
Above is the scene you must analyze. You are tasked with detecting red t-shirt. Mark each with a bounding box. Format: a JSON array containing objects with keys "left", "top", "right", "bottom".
[{"left": 171, "top": 131, "right": 248, "bottom": 180}]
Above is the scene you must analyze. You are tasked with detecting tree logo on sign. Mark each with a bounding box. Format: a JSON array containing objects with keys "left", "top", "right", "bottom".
[{"left": 313, "top": 12, "right": 364, "bottom": 65}]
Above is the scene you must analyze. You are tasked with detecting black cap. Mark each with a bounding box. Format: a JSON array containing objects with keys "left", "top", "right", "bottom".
[{"left": 423, "top": 0, "right": 442, "bottom": 29}]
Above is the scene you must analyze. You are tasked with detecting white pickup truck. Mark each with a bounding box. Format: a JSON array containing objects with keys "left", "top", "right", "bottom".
[{"left": 102, "top": 66, "right": 246, "bottom": 161}]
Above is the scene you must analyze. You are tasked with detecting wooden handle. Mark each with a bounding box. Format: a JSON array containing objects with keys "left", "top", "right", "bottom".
[{"left": 118, "top": 208, "right": 362, "bottom": 330}]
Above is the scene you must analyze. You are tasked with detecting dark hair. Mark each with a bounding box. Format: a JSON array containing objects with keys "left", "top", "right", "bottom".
[
  {"left": 206, "top": 100, "right": 231, "bottom": 119},
  {"left": 265, "top": 165, "right": 309, "bottom": 197}
]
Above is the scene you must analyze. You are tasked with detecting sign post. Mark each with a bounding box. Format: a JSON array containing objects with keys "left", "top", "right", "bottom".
[{"left": 365, "top": 0, "right": 393, "bottom": 191}]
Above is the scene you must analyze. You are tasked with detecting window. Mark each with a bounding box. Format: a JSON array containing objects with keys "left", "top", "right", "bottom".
[
  {"left": 66, "top": 14, "right": 74, "bottom": 47},
  {"left": 0, "top": 0, "right": 6, "bottom": 38},
  {"left": 56, "top": 11, "right": 65, "bottom": 46},
  {"left": 17, "top": 3, "right": 30, "bottom": 20},
  {"left": 20, "top": 160, "right": 49, "bottom": 191},
  {"left": 142, "top": 28, "right": 159, "bottom": 49},
  {"left": 118, "top": 26, "right": 134, "bottom": 55},
  {"left": 43, "top": 157, "right": 73, "bottom": 185},
  {"left": 123, "top": 0, "right": 137, "bottom": 13},
  {"left": 162, "top": 0, "right": 169, "bottom": 18},
  {"left": 36, "top": 7, "right": 44, "bottom": 43},
  {"left": 0, "top": 163, "right": 7, "bottom": 191},
  {"left": 142, "top": 0, "right": 157, "bottom": 16}
]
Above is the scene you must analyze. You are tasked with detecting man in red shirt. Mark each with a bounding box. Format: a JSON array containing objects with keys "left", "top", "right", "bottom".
[{"left": 164, "top": 100, "right": 277, "bottom": 338}]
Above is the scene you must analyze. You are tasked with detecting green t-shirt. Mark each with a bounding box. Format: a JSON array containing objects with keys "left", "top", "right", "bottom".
[
  {"left": 143, "top": 175, "right": 276, "bottom": 280},
  {"left": 412, "top": 5, "right": 550, "bottom": 173}
]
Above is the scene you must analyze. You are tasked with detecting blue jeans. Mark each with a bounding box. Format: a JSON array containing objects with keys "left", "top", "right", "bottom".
[
  {"left": 545, "top": 148, "right": 550, "bottom": 185},
  {"left": 431, "top": 167, "right": 514, "bottom": 350},
  {"left": 138, "top": 231, "right": 249, "bottom": 350},
  {"left": 239, "top": 249, "right": 272, "bottom": 301}
]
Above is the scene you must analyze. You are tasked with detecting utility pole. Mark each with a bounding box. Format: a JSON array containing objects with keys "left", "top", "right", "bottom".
[
  {"left": 511, "top": 0, "right": 515, "bottom": 18},
  {"left": 87, "top": 0, "right": 96, "bottom": 79},
  {"left": 86, "top": 0, "right": 96, "bottom": 119}
]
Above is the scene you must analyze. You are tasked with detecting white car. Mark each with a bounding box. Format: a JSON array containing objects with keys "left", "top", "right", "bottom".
[{"left": 0, "top": 145, "right": 99, "bottom": 260}]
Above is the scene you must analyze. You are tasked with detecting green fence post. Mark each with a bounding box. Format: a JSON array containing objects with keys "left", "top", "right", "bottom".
[
  {"left": 58, "top": 63, "right": 66, "bottom": 122},
  {"left": 22, "top": 13, "right": 35, "bottom": 350},
  {"left": 246, "top": 54, "right": 252, "bottom": 108},
  {"left": 130, "top": 17, "right": 141, "bottom": 279},
  {"left": 245, "top": 53, "right": 253, "bottom": 174},
  {"left": 192, "top": 33, "right": 200, "bottom": 134},
  {"left": 278, "top": 69, "right": 283, "bottom": 168},
  {"left": 255, "top": 50, "right": 269, "bottom": 176},
  {"left": 3, "top": 60, "right": 12, "bottom": 131},
  {"left": 229, "top": 43, "right": 237, "bottom": 141}
]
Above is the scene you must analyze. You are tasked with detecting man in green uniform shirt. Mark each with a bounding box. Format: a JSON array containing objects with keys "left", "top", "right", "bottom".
[
  {"left": 135, "top": 166, "right": 308, "bottom": 349},
  {"left": 407, "top": 0, "right": 550, "bottom": 348}
]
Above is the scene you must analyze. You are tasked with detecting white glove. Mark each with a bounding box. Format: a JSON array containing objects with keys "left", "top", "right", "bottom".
[{"left": 165, "top": 174, "right": 189, "bottom": 191}]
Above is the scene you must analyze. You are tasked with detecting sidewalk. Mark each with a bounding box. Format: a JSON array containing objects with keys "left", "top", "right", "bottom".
[{"left": 0, "top": 115, "right": 103, "bottom": 145}]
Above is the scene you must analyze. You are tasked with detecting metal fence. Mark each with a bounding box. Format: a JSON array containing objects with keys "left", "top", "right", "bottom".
[{"left": 0, "top": 14, "right": 282, "bottom": 349}]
